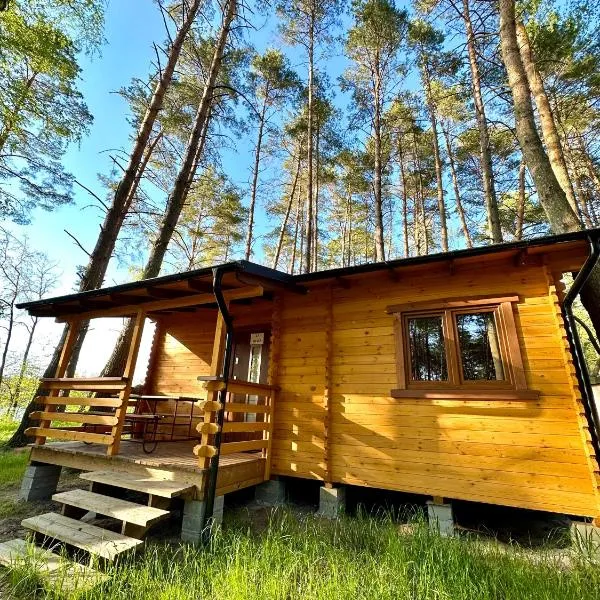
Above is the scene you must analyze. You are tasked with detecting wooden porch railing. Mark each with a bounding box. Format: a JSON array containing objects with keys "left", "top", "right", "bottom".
[
  {"left": 193, "top": 379, "right": 277, "bottom": 479},
  {"left": 25, "top": 377, "right": 130, "bottom": 450},
  {"left": 25, "top": 310, "right": 146, "bottom": 456}
]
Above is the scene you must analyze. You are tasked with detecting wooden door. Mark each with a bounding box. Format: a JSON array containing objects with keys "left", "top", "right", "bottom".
[{"left": 226, "top": 328, "right": 270, "bottom": 442}]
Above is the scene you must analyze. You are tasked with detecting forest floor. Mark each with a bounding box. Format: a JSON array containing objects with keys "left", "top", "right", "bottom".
[{"left": 0, "top": 418, "right": 599, "bottom": 599}]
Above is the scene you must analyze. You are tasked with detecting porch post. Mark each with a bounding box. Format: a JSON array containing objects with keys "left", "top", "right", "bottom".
[
  {"left": 198, "top": 310, "right": 228, "bottom": 470},
  {"left": 108, "top": 309, "right": 146, "bottom": 456},
  {"left": 35, "top": 318, "right": 81, "bottom": 446}
]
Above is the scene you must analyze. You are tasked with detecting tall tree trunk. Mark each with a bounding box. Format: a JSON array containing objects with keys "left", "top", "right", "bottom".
[
  {"left": 11, "top": 317, "right": 38, "bottom": 414},
  {"left": 499, "top": 0, "right": 600, "bottom": 341},
  {"left": 303, "top": 8, "right": 315, "bottom": 273},
  {"left": 273, "top": 149, "right": 302, "bottom": 269},
  {"left": 7, "top": 1, "right": 202, "bottom": 447},
  {"left": 373, "top": 65, "right": 385, "bottom": 262},
  {"left": 516, "top": 21, "right": 580, "bottom": 219},
  {"left": 462, "top": 0, "right": 502, "bottom": 243},
  {"left": 289, "top": 190, "right": 301, "bottom": 274},
  {"left": 498, "top": 0, "right": 579, "bottom": 234},
  {"left": 313, "top": 121, "right": 320, "bottom": 270},
  {"left": 422, "top": 61, "right": 448, "bottom": 251},
  {"left": 443, "top": 124, "right": 472, "bottom": 248},
  {"left": 0, "top": 296, "right": 17, "bottom": 389},
  {"left": 98, "top": 0, "right": 235, "bottom": 381},
  {"left": 245, "top": 98, "right": 268, "bottom": 260},
  {"left": 515, "top": 159, "right": 526, "bottom": 240},
  {"left": 398, "top": 138, "right": 410, "bottom": 257}
]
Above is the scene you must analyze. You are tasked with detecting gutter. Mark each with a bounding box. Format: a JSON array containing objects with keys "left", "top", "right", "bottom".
[
  {"left": 562, "top": 232, "right": 600, "bottom": 466},
  {"left": 201, "top": 265, "right": 236, "bottom": 541}
]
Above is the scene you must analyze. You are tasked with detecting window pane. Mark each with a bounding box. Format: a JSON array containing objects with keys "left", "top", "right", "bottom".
[
  {"left": 456, "top": 312, "right": 504, "bottom": 381},
  {"left": 408, "top": 316, "right": 448, "bottom": 381}
]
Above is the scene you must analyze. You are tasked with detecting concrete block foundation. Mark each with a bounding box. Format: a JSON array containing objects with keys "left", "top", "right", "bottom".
[
  {"left": 427, "top": 501, "right": 454, "bottom": 537},
  {"left": 571, "top": 520, "right": 600, "bottom": 552},
  {"left": 317, "top": 486, "right": 346, "bottom": 519},
  {"left": 255, "top": 479, "right": 286, "bottom": 506},
  {"left": 19, "top": 463, "right": 62, "bottom": 502},
  {"left": 181, "top": 495, "right": 224, "bottom": 543}
]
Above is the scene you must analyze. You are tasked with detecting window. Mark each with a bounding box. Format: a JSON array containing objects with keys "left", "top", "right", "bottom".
[{"left": 388, "top": 296, "right": 538, "bottom": 400}]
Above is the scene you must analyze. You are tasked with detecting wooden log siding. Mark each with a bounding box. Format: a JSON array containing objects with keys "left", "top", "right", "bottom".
[
  {"left": 270, "top": 257, "right": 600, "bottom": 518},
  {"left": 143, "top": 252, "right": 600, "bottom": 517}
]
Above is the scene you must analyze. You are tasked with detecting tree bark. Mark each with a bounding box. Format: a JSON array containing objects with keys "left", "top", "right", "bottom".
[
  {"left": 498, "top": 0, "right": 580, "bottom": 234},
  {"left": 443, "top": 124, "right": 472, "bottom": 248},
  {"left": 273, "top": 148, "right": 302, "bottom": 269},
  {"left": 516, "top": 21, "right": 580, "bottom": 219},
  {"left": 462, "top": 0, "right": 502, "bottom": 243},
  {"left": 499, "top": 0, "right": 600, "bottom": 341},
  {"left": 303, "top": 7, "right": 315, "bottom": 273},
  {"left": 397, "top": 137, "right": 410, "bottom": 257},
  {"left": 245, "top": 97, "right": 268, "bottom": 260},
  {"left": 373, "top": 61, "right": 385, "bottom": 261},
  {"left": 422, "top": 61, "right": 448, "bottom": 251},
  {"left": 515, "top": 159, "right": 526, "bottom": 240}
]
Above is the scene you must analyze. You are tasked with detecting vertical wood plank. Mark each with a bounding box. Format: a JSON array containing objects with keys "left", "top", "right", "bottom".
[
  {"left": 323, "top": 285, "right": 333, "bottom": 484},
  {"left": 108, "top": 310, "right": 146, "bottom": 456},
  {"left": 264, "top": 295, "right": 282, "bottom": 480},
  {"left": 35, "top": 319, "right": 81, "bottom": 445},
  {"left": 199, "top": 310, "right": 228, "bottom": 470}
]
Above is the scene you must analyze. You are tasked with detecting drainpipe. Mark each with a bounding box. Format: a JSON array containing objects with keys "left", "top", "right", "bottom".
[
  {"left": 562, "top": 232, "right": 600, "bottom": 466},
  {"left": 201, "top": 265, "right": 235, "bottom": 541}
]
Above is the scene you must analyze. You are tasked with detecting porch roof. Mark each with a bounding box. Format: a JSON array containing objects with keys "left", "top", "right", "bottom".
[
  {"left": 17, "top": 260, "right": 302, "bottom": 319},
  {"left": 18, "top": 228, "right": 600, "bottom": 319}
]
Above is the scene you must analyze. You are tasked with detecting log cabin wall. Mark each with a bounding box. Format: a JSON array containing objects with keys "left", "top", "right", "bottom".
[
  {"left": 144, "top": 302, "right": 274, "bottom": 436},
  {"left": 272, "top": 250, "right": 600, "bottom": 518}
]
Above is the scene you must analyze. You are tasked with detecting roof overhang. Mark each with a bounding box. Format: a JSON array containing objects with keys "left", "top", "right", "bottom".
[
  {"left": 18, "top": 260, "right": 306, "bottom": 320},
  {"left": 18, "top": 228, "right": 600, "bottom": 320}
]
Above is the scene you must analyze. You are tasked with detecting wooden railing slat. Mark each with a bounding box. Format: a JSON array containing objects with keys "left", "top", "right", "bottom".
[
  {"left": 30, "top": 411, "right": 118, "bottom": 427},
  {"left": 25, "top": 427, "right": 113, "bottom": 445},
  {"left": 36, "top": 396, "right": 122, "bottom": 408},
  {"left": 222, "top": 422, "right": 269, "bottom": 434},
  {"left": 220, "top": 439, "right": 268, "bottom": 455}
]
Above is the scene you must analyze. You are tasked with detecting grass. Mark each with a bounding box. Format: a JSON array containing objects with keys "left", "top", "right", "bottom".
[
  {"left": 0, "top": 418, "right": 597, "bottom": 599},
  {"left": 3, "top": 510, "right": 599, "bottom": 600},
  {"left": 0, "top": 417, "right": 28, "bottom": 487}
]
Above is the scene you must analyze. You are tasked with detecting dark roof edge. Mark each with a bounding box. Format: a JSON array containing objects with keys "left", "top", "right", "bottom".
[
  {"left": 294, "top": 228, "right": 600, "bottom": 283},
  {"left": 16, "top": 259, "right": 293, "bottom": 311},
  {"left": 17, "top": 228, "right": 600, "bottom": 312}
]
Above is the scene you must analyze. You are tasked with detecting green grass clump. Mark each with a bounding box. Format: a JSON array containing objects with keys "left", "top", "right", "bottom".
[
  {"left": 0, "top": 418, "right": 28, "bottom": 487},
  {"left": 3, "top": 510, "right": 595, "bottom": 600}
]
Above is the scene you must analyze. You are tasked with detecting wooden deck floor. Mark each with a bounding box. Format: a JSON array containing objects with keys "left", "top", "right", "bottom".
[{"left": 29, "top": 441, "right": 266, "bottom": 497}]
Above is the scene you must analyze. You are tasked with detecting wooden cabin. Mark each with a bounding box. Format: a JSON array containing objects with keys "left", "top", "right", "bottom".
[{"left": 15, "top": 229, "right": 600, "bottom": 549}]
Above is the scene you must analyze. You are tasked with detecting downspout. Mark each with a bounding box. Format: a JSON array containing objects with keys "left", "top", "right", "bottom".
[
  {"left": 201, "top": 265, "right": 235, "bottom": 541},
  {"left": 562, "top": 232, "right": 600, "bottom": 466}
]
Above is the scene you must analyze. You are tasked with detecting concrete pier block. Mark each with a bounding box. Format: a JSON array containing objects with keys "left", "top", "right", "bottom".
[
  {"left": 571, "top": 520, "right": 600, "bottom": 553},
  {"left": 255, "top": 479, "right": 286, "bottom": 506},
  {"left": 427, "top": 501, "right": 454, "bottom": 537},
  {"left": 19, "top": 464, "right": 62, "bottom": 502},
  {"left": 181, "top": 496, "right": 224, "bottom": 543},
  {"left": 317, "top": 486, "right": 346, "bottom": 519}
]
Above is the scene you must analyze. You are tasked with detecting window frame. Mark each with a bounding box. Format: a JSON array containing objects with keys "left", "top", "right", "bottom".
[{"left": 388, "top": 295, "right": 538, "bottom": 400}]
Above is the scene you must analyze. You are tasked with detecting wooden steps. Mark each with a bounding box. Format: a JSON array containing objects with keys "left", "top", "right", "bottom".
[
  {"left": 53, "top": 489, "right": 169, "bottom": 528},
  {"left": 21, "top": 512, "right": 143, "bottom": 561},
  {"left": 80, "top": 470, "right": 194, "bottom": 499},
  {"left": 0, "top": 538, "right": 107, "bottom": 592}
]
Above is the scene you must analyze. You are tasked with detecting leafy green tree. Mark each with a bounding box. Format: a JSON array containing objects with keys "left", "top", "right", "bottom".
[{"left": 0, "top": 2, "right": 100, "bottom": 222}]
